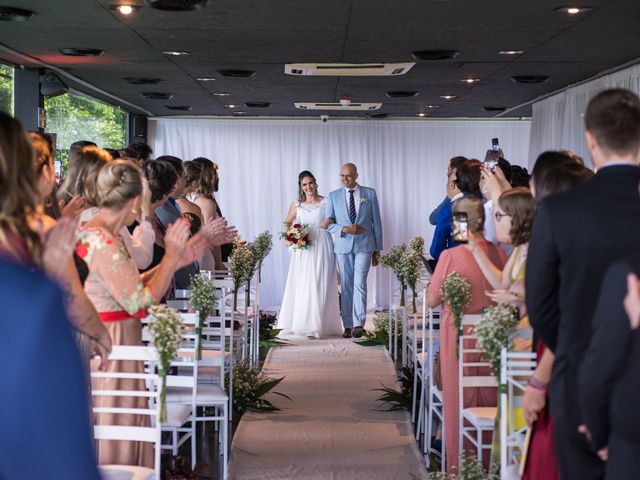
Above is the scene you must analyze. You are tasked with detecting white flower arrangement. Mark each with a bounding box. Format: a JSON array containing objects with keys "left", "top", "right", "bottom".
[
  {"left": 251, "top": 231, "right": 273, "bottom": 282},
  {"left": 230, "top": 241, "right": 257, "bottom": 310},
  {"left": 440, "top": 272, "right": 472, "bottom": 356},
  {"left": 147, "top": 304, "right": 184, "bottom": 423},
  {"left": 380, "top": 236, "right": 424, "bottom": 312},
  {"left": 189, "top": 274, "right": 217, "bottom": 360},
  {"left": 475, "top": 303, "right": 520, "bottom": 379}
]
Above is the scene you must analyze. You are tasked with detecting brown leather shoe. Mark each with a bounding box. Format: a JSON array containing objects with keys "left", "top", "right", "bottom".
[
  {"left": 353, "top": 326, "right": 365, "bottom": 338},
  {"left": 342, "top": 328, "right": 352, "bottom": 338}
]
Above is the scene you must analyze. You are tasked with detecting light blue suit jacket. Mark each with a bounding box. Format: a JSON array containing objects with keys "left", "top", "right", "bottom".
[{"left": 326, "top": 185, "right": 383, "bottom": 254}]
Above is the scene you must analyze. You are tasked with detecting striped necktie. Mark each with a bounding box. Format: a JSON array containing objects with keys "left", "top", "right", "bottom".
[{"left": 348, "top": 189, "right": 356, "bottom": 224}]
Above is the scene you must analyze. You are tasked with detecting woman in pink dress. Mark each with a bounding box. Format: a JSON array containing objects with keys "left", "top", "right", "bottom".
[
  {"left": 78, "top": 159, "right": 207, "bottom": 467},
  {"left": 427, "top": 196, "right": 507, "bottom": 474}
]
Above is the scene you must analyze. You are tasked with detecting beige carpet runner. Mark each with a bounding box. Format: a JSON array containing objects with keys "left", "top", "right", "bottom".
[{"left": 228, "top": 335, "right": 428, "bottom": 480}]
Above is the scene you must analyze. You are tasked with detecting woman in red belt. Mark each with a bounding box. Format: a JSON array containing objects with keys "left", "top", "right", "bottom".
[{"left": 78, "top": 159, "right": 207, "bottom": 467}]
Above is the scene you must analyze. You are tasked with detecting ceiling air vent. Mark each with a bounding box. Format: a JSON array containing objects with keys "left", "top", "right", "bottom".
[
  {"left": 125, "top": 77, "right": 163, "bottom": 85},
  {"left": 295, "top": 102, "right": 382, "bottom": 111},
  {"left": 59, "top": 48, "right": 104, "bottom": 57},
  {"left": 0, "top": 6, "right": 36, "bottom": 21},
  {"left": 411, "top": 49, "right": 459, "bottom": 61},
  {"left": 385, "top": 91, "right": 419, "bottom": 98},
  {"left": 141, "top": 92, "right": 175, "bottom": 100},
  {"left": 166, "top": 105, "right": 192, "bottom": 111},
  {"left": 367, "top": 113, "right": 389, "bottom": 119},
  {"left": 285, "top": 63, "right": 414, "bottom": 77},
  {"left": 217, "top": 69, "right": 256, "bottom": 78},
  {"left": 483, "top": 106, "right": 507, "bottom": 112},
  {"left": 511, "top": 75, "right": 549, "bottom": 84},
  {"left": 145, "top": 0, "right": 210, "bottom": 11},
  {"left": 245, "top": 101, "right": 271, "bottom": 108}
]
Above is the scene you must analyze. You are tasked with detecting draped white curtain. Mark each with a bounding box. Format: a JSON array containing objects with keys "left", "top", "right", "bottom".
[
  {"left": 150, "top": 118, "right": 531, "bottom": 308},
  {"left": 528, "top": 62, "right": 640, "bottom": 168}
]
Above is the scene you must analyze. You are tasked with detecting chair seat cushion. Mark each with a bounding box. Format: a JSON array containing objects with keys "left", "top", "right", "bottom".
[
  {"left": 463, "top": 406, "right": 497, "bottom": 426},
  {"left": 100, "top": 465, "right": 155, "bottom": 480},
  {"left": 166, "top": 383, "right": 227, "bottom": 404},
  {"left": 163, "top": 404, "right": 192, "bottom": 427}
]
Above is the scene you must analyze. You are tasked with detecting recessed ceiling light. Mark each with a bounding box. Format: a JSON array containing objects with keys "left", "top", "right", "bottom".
[
  {"left": 483, "top": 106, "right": 508, "bottom": 112},
  {"left": 461, "top": 78, "right": 480, "bottom": 84},
  {"left": 141, "top": 92, "right": 174, "bottom": 99},
  {"left": 225, "top": 104, "right": 237, "bottom": 108},
  {"left": 196, "top": 77, "right": 216, "bottom": 81},
  {"left": 146, "top": 0, "right": 210, "bottom": 11},
  {"left": 111, "top": 4, "right": 141, "bottom": 14},
  {"left": 417, "top": 113, "right": 427, "bottom": 117},
  {"left": 162, "top": 50, "right": 190, "bottom": 56},
  {"left": 217, "top": 69, "right": 256, "bottom": 78},
  {"left": 555, "top": 6, "right": 592, "bottom": 14},
  {"left": 440, "top": 95, "right": 457, "bottom": 100},
  {"left": 425, "top": 105, "right": 439, "bottom": 109},
  {"left": 124, "top": 77, "right": 162, "bottom": 85},
  {"left": 233, "top": 111, "right": 247, "bottom": 115},
  {"left": 411, "top": 49, "right": 459, "bottom": 61},
  {"left": 213, "top": 93, "right": 230, "bottom": 96},
  {"left": 385, "top": 90, "right": 419, "bottom": 98},
  {"left": 245, "top": 101, "right": 271, "bottom": 108},
  {"left": 511, "top": 75, "right": 549, "bottom": 84},
  {"left": 59, "top": 48, "right": 104, "bottom": 57},
  {"left": 0, "top": 6, "right": 36, "bottom": 21},
  {"left": 499, "top": 50, "right": 524, "bottom": 56}
]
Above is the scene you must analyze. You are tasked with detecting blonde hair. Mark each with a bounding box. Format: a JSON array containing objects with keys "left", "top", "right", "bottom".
[
  {"left": 452, "top": 196, "right": 485, "bottom": 234},
  {"left": 87, "top": 160, "right": 142, "bottom": 209},
  {"left": 0, "top": 113, "right": 43, "bottom": 263},
  {"left": 57, "top": 146, "right": 112, "bottom": 206}
]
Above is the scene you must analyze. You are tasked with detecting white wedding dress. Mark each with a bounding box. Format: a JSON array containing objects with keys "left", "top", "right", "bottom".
[{"left": 277, "top": 199, "right": 343, "bottom": 338}]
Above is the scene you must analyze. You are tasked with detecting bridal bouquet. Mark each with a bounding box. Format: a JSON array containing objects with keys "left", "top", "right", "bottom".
[{"left": 280, "top": 223, "right": 311, "bottom": 250}]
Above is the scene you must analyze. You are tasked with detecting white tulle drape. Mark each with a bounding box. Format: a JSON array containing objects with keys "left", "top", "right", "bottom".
[
  {"left": 528, "top": 62, "right": 640, "bottom": 168},
  {"left": 149, "top": 118, "right": 531, "bottom": 308}
]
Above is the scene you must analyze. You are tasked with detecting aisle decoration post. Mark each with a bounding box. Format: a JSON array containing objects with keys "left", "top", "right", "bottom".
[
  {"left": 189, "top": 274, "right": 217, "bottom": 361},
  {"left": 380, "top": 243, "right": 408, "bottom": 306},
  {"left": 147, "top": 304, "right": 184, "bottom": 423},
  {"left": 401, "top": 235, "right": 424, "bottom": 313},
  {"left": 229, "top": 239, "right": 257, "bottom": 311},
  {"left": 252, "top": 231, "right": 273, "bottom": 282},
  {"left": 440, "top": 272, "right": 472, "bottom": 356},
  {"left": 475, "top": 303, "right": 520, "bottom": 380}
]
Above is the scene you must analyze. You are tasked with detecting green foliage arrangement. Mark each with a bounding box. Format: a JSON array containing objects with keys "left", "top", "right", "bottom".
[
  {"left": 440, "top": 272, "right": 472, "bottom": 356},
  {"left": 428, "top": 454, "right": 499, "bottom": 480},
  {"left": 225, "top": 361, "right": 291, "bottom": 412},
  {"left": 251, "top": 231, "right": 273, "bottom": 282},
  {"left": 229, "top": 241, "right": 257, "bottom": 310},
  {"left": 189, "top": 274, "right": 217, "bottom": 360},
  {"left": 372, "top": 366, "right": 414, "bottom": 412},
  {"left": 380, "top": 236, "right": 424, "bottom": 312},
  {"left": 354, "top": 311, "right": 401, "bottom": 347},
  {"left": 475, "top": 304, "right": 520, "bottom": 379}
]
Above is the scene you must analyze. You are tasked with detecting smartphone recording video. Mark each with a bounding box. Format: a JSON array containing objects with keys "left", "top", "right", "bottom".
[
  {"left": 452, "top": 212, "right": 469, "bottom": 244},
  {"left": 492, "top": 137, "right": 500, "bottom": 151},
  {"left": 484, "top": 149, "right": 500, "bottom": 169}
]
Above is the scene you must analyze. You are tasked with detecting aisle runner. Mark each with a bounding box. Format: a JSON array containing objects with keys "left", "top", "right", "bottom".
[{"left": 228, "top": 336, "right": 428, "bottom": 480}]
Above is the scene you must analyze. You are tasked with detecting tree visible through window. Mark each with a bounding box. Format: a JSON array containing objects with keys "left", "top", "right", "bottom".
[
  {"left": 45, "top": 91, "right": 127, "bottom": 172},
  {"left": 0, "top": 64, "right": 13, "bottom": 115}
]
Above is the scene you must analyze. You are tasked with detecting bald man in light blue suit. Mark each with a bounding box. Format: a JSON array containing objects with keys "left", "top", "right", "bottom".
[{"left": 325, "top": 163, "right": 383, "bottom": 338}]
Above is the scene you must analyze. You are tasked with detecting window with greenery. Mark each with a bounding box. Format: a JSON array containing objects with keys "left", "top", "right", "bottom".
[
  {"left": 0, "top": 64, "right": 14, "bottom": 115},
  {"left": 45, "top": 91, "right": 127, "bottom": 172}
]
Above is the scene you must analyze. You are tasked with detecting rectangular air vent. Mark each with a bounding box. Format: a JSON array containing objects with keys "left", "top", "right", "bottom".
[
  {"left": 285, "top": 63, "right": 414, "bottom": 76},
  {"left": 295, "top": 102, "right": 382, "bottom": 111}
]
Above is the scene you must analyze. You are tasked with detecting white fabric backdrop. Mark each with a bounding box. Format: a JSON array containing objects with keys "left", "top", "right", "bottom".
[
  {"left": 528, "top": 62, "right": 640, "bottom": 168},
  {"left": 149, "top": 118, "right": 531, "bottom": 308}
]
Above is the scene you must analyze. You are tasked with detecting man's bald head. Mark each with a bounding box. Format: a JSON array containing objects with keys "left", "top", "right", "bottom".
[{"left": 340, "top": 163, "right": 358, "bottom": 188}]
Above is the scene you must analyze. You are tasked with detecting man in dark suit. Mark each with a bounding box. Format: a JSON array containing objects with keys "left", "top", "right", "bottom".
[
  {"left": 579, "top": 254, "right": 640, "bottom": 478},
  {"left": 526, "top": 88, "right": 640, "bottom": 479},
  {"left": 154, "top": 155, "right": 199, "bottom": 289},
  {"left": 0, "top": 260, "right": 100, "bottom": 479}
]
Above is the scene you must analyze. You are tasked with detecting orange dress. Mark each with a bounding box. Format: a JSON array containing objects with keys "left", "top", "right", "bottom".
[{"left": 427, "top": 240, "right": 507, "bottom": 474}]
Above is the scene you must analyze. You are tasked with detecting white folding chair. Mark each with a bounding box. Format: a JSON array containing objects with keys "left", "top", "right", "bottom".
[
  {"left": 422, "top": 307, "right": 445, "bottom": 471},
  {"left": 91, "top": 345, "right": 162, "bottom": 480},
  {"left": 411, "top": 281, "right": 428, "bottom": 425},
  {"left": 459, "top": 314, "right": 498, "bottom": 463},
  {"left": 500, "top": 348, "right": 537, "bottom": 480}
]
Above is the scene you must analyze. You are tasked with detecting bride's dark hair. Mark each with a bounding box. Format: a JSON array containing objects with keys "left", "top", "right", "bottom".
[{"left": 298, "top": 170, "right": 317, "bottom": 202}]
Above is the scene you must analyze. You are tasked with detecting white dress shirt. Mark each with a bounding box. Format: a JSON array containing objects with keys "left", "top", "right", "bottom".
[{"left": 344, "top": 184, "right": 361, "bottom": 219}]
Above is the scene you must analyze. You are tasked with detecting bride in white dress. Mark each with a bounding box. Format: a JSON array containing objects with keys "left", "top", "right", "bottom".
[{"left": 277, "top": 171, "right": 343, "bottom": 338}]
